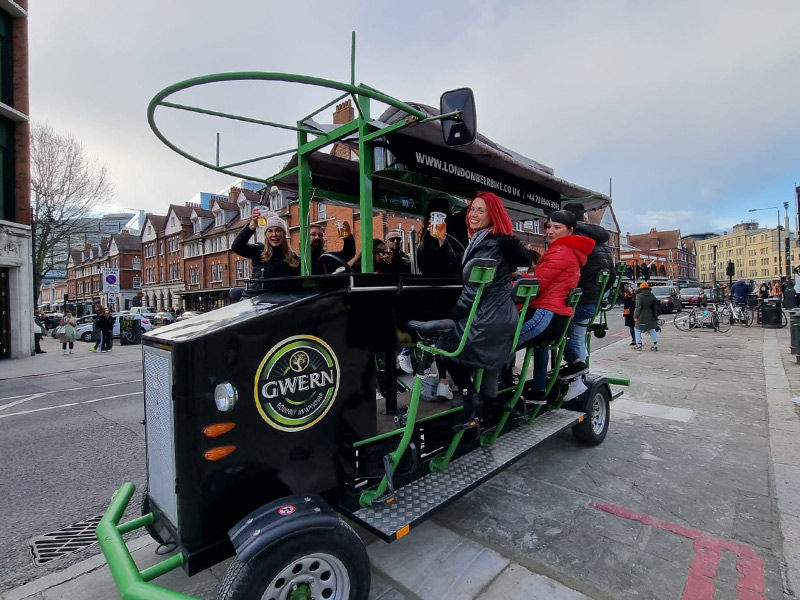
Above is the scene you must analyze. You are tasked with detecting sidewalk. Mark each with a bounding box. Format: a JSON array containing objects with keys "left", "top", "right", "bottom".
[
  {"left": 0, "top": 335, "right": 142, "bottom": 380},
  {"left": 2, "top": 323, "right": 798, "bottom": 599}
]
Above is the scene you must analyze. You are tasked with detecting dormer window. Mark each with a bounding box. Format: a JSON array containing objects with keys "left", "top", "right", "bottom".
[
  {"left": 193, "top": 218, "right": 201, "bottom": 233},
  {"left": 215, "top": 211, "right": 224, "bottom": 227},
  {"left": 240, "top": 201, "right": 252, "bottom": 220},
  {"left": 269, "top": 189, "right": 285, "bottom": 211}
]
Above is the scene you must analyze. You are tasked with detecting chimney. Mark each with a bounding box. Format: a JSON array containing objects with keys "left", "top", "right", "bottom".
[{"left": 333, "top": 100, "right": 355, "bottom": 125}]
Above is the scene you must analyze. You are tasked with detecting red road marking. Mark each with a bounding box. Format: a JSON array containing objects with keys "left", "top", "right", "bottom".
[
  {"left": 591, "top": 502, "right": 766, "bottom": 600},
  {"left": 611, "top": 331, "right": 628, "bottom": 338}
]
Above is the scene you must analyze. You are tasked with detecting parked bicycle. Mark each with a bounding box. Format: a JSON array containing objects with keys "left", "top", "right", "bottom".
[
  {"left": 673, "top": 302, "right": 731, "bottom": 333},
  {"left": 718, "top": 299, "right": 752, "bottom": 328}
]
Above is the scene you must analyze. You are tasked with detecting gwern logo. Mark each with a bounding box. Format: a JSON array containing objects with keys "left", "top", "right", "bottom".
[{"left": 254, "top": 335, "right": 340, "bottom": 432}]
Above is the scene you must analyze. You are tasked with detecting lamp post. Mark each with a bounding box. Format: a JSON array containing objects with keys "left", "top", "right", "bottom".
[
  {"left": 749, "top": 207, "right": 782, "bottom": 280},
  {"left": 784, "top": 201, "right": 791, "bottom": 279}
]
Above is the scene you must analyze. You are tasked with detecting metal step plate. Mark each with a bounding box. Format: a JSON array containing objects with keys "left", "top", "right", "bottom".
[{"left": 349, "top": 408, "right": 580, "bottom": 541}]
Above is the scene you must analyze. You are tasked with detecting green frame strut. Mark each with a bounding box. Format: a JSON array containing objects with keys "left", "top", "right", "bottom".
[{"left": 96, "top": 482, "right": 198, "bottom": 600}]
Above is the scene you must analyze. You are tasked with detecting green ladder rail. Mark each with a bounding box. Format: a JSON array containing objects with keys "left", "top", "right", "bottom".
[
  {"left": 96, "top": 482, "right": 198, "bottom": 600},
  {"left": 358, "top": 262, "right": 496, "bottom": 507}
]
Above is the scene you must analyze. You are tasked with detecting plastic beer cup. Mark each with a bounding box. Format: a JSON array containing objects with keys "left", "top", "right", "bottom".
[
  {"left": 254, "top": 207, "right": 266, "bottom": 227},
  {"left": 430, "top": 211, "right": 446, "bottom": 239}
]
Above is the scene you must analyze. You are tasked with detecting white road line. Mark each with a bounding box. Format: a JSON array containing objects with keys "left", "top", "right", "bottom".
[
  {"left": 0, "top": 379, "right": 142, "bottom": 408},
  {"left": 0, "top": 392, "right": 143, "bottom": 420}
]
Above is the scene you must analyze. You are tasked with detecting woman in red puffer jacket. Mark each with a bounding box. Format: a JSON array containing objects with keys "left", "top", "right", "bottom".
[{"left": 517, "top": 210, "right": 595, "bottom": 403}]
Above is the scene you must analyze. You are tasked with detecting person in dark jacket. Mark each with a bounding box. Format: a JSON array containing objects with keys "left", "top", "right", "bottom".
[
  {"left": 417, "top": 196, "right": 464, "bottom": 278},
  {"left": 516, "top": 211, "right": 595, "bottom": 404},
  {"left": 97, "top": 308, "right": 115, "bottom": 352},
  {"left": 436, "top": 191, "right": 536, "bottom": 427},
  {"left": 730, "top": 279, "right": 752, "bottom": 304},
  {"left": 310, "top": 221, "right": 356, "bottom": 274},
  {"left": 350, "top": 239, "right": 389, "bottom": 273},
  {"left": 622, "top": 285, "right": 636, "bottom": 345},
  {"left": 33, "top": 313, "right": 46, "bottom": 354},
  {"left": 232, "top": 209, "right": 300, "bottom": 279},
  {"left": 378, "top": 229, "right": 411, "bottom": 274},
  {"left": 561, "top": 202, "right": 616, "bottom": 373},
  {"left": 633, "top": 282, "right": 659, "bottom": 351},
  {"left": 89, "top": 304, "right": 103, "bottom": 352}
]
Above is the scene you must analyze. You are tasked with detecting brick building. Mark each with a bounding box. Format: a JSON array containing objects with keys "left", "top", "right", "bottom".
[
  {"left": 625, "top": 228, "right": 697, "bottom": 285},
  {"left": 0, "top": 1, "right": 29, "bottom": 358}
]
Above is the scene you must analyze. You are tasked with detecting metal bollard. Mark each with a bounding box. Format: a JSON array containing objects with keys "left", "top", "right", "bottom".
[{"left": 791, "top": 309, "right": 800, "bottom": 354}]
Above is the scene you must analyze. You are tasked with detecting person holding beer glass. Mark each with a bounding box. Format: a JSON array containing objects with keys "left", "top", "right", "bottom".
[
  {"left": 310, "top": 220, "right": 356, "bottom": 274},
  {"left": 232, "top": 205, "right": 300, "bottom": 279},
  {"left": 379, "top": 229, "right": 411, "bottom": 274},
  {"left": 435, "top": 191, "right": 535, "bottom": 428}
]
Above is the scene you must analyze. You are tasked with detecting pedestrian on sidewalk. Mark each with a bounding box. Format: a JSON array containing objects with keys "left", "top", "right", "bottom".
[
  {"left": 89, "top": 304, "right": 103, "bottom": 352},
  {"left": 98, "top": 308, "right": 115, "bottom": 352},
  {"left": 33, "top": 313, "right": 47, "bottom": 353},
  {"left": 58, "top": 312, "right": 77, "bottom": 355},
  {"left": 633, "top": 282, "right": 659, "bottom": 351},
  {"left": 622, "top": 284, "right": 636, "bottom": 345}
]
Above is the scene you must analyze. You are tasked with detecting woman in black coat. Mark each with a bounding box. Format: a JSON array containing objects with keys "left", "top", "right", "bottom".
[
  {"left": 97, "top": 308, "right": 115, "bottom": 352},
  {"left": 232, "top": 209, "right": 300, "bottom": 279},
  {"left": 435, "top": 191, "right": 535, "bottom": 427},
  {"left": 622, "top": 285, "right": 636, "bottom": 345}
]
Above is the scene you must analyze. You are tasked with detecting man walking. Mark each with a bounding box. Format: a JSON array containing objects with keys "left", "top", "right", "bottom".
[{"left": 89, "top": 304, "right": 103, "bottom": 352}]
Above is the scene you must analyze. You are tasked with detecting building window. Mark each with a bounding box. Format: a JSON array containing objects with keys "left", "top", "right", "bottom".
[
  {"left": 269, "top": 190, "right": 285, "bottom": 211},
  {"left": 318, "top": 203, "right": 326, "bottom": 220},
  {"left": 132, "top": 257, "right": 141, "bottom": 269},
  {"left": 133, "top": 276, "right": 141, "bottom": 288}
]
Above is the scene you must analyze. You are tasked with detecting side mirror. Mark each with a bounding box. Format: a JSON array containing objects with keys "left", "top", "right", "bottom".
[{"left": 440, "top": 88, "right": 477, "bottom": 147}]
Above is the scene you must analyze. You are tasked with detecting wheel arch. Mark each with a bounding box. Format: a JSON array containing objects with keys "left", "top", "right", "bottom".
[
  {"left": 563, "top": 373, "right": 611, "bottom": 414},
  {"left": 228, "top": 493, "right": 341, "bottom": 564}
]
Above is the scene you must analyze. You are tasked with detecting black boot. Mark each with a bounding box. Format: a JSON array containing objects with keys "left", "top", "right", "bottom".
[{"left": 453, "top": 391, "right": 483, "bottom": 431}]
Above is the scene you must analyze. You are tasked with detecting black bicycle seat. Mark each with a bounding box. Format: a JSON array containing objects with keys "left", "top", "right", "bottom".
[{"left": 407, "top": 319, "right": 455, "bottom": 338}]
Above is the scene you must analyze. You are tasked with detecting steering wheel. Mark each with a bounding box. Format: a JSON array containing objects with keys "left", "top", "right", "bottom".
[{"left": 318, "top": 252, "right": 352, "bottom": 274}]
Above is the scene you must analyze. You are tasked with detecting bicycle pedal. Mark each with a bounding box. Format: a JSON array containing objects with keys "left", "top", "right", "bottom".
[{"left": 370, "top": 493, "right": 397, "bottom": 506}]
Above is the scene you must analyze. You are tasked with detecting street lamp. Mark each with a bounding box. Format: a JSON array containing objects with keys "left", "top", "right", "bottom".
[{"left": 749, "top": 207, "right": 783, "bottom": 280}]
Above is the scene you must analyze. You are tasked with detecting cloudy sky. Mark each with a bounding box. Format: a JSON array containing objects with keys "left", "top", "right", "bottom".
[{"left": 30, "top": 1, "right": 800, "bottom": 237}]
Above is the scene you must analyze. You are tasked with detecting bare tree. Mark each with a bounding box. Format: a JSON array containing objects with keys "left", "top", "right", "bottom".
[{"left": 31, "top": 123, "right": 114, "bottom": 305}]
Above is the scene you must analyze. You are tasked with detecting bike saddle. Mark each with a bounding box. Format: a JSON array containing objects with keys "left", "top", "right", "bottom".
[{"left": 407, "top": 319, "right": 455, "bottom": 338}]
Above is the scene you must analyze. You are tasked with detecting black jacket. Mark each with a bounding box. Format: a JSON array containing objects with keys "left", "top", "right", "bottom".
[
  {"left": 377, "top": 249, "right": 411, "bottom": 274},
  {"left": 311, "top": 235, "right": 356, "bottom": 275},
  {"left": 416, "top": 233, "right": 464, "bottom": 277},
  {"left": 439, "top": 234, "right": 535, "bottom": 371},
  {"left": 574, "top": 222, "right": 615, "bottom": 305},
  {"left": 98, "top": 314, "right": 115, "bottom": 333},
  {"left": 232, "top": 227, "right": 301, "bottom": 279}
]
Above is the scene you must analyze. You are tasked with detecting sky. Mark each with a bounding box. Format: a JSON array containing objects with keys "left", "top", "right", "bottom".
[{"left": 29, "top": 1, "right": 800, "bottom": 237}]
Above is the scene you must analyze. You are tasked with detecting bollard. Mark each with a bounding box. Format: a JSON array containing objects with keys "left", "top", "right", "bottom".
[
  {"left": 761, "top": 299, "right": 783, "bottom": 329},
  {"left": 791, "top": 309, "right": 800, "bottom": 354}
]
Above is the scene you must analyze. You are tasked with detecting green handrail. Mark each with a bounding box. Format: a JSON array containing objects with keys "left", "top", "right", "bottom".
[{"left": 96, "top": 482, "right": 197, "bottom": 600}]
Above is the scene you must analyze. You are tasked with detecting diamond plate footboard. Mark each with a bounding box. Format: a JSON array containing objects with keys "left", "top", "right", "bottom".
[{"left": 348, "top": 408, "right": 580, "bottom": 541}]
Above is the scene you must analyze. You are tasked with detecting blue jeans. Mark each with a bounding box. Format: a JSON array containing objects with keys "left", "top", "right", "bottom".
[
  {"left": 564, "top": 302, "right": 596, "bottom": 364},
  {"left": 517, "top": 309, "right": 555, "bottom": 392},
  {"left": 634, "top": 328, "right": 659, "bottom": 345}
]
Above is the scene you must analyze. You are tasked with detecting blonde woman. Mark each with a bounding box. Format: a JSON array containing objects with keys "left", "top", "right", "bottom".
[
  {"left": 58, "top": 312, "right": 77, "bottom": 355},
  {"left": 232, "top": 208, "right": 300, "bottom": 279}
]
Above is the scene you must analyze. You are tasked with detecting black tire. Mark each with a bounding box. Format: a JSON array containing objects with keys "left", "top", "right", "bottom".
[
  {"left": 217, "top": 520, "right": 370, "bottom": 600},
  {"left": 81, "top": 331, "right": 93, "bottom": 342},
  {"left": 782, "top": 310, "right": 788, "bottom": 328},
  {"left": 572, "top": 386, "right": 610, "bottom": 446}
]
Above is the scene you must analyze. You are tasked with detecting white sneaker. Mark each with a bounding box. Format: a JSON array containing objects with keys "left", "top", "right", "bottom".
[
  {"left": 397, "top": 353, "right": 414, "bottom": 374},
  {"left": 563, "top": 378, "right": 588, "bottom": 402},
  {"left": 376, "top": 390, "right": 385, "bottom": 401},
  {"left": 436, "top": 382, "right": 453, "bottom": 400},
  {"left": 69, "top": 350, "right": 73, "bottom": 354}
]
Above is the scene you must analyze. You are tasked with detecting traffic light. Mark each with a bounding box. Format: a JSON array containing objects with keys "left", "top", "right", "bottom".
[
  {"left": 640, "top": 264, "right": 650, "bottom": 281},
  {"left": 624, "top": 264, "right": 634, "bottom": 279},
  {"left": 635, "top": 264, "right": 641, "bottom": 279},
  {"left": 726, "top": 261, "right": 735, "bottom": 277}
]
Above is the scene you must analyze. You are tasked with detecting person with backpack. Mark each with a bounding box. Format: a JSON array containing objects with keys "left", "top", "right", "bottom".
[{"left": 633, "top": 282, "right": 660, "bottom": 351}]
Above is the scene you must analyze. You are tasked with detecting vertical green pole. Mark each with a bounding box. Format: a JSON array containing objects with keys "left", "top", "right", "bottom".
[
  {"left": 297, "top": 127, "right": 312, "bottom": 275},
  {"left": 357, "top": 95, "right": 374, "bottom": 272}
]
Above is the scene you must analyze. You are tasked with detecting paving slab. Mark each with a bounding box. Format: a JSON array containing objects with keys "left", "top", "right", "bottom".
[{"left": 475, "top": 563, "right": 591, "bottom": 600}]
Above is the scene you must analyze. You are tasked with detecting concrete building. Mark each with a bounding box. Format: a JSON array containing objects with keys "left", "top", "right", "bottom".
[
  {"left": 695, "top": 222, "right": 798, "bottom": 285},
  {"left": 0, "top": 0, "right": 29, "bottom": 359}
]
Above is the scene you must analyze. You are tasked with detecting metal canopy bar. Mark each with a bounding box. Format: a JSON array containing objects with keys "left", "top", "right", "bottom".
[
  {"left": 299, "top": 91, "right": 350, "bottom": 124},
  {"left": 159, "top": 101, "right": 320, "bottom": 135},
  {"left": 219, "top": 147, "right": 295, "bottom": 170}
]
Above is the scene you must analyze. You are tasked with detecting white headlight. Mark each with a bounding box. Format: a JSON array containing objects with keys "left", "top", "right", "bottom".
[{"left": 214, "top": 382, "right": 238, "bottom": 412}]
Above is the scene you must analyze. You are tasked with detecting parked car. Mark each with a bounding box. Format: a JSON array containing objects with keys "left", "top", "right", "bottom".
[
  {"left": 650, "top": 285, "right": 682, "bottom": 313},
  {"left": 153, "top": 311, "right": 175, "bottom": 326},
  {"left": 75, "top": 313, "right": 153, "bottom": 342},
  {"left": 43, "top": 312, "right": 64, "bottom": 331},
  {"left": 175, "top": 311, "right": 200, "bottom": 322},
  {"left": 130, "top": 306, "right": 158, "bottom": 320}
]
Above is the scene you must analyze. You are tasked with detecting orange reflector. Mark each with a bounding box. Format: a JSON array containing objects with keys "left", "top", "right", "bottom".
[
  {"left": 578, "top": 416, "right": 585, "bottom": 423},
  {"left": 396, "top": 524, "right": 410, "bottom": 540},
  {"left": 203, "top": 446, "right": 236, "bottom": 461},
  {"left": 202, "top": 423, "right": 236, "bottom": 438}
]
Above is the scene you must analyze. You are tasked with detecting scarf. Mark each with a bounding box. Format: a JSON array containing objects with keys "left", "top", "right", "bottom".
[{"left": 463, "top": 227, "right": 490, "bottom": 264}]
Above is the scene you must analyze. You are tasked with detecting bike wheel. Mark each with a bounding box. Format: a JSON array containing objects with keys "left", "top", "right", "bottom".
[
  {"left": 715, "top": 312, "right": 732, "bottom": 332},
  {"left": 673, "top": 312, "right": 693, "bottom": 331},
  {"left": 782, "top": 310, "right": 788, "bottom": 328}
]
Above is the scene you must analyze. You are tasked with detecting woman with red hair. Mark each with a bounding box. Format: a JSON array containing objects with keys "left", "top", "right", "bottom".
[{"left": 433, "top": 191, "right": 535, "bottom": 428}]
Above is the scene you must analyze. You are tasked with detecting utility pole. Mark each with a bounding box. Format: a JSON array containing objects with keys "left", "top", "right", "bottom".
[
  {"left": 712, "top": 244, "right": 718, "bottom": 286},
  {"left": 784, "top": 201, "right": 791, "bottom": 279}
]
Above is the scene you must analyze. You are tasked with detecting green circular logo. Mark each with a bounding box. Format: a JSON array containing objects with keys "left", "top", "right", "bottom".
[{"left": 254, "top": 335, "right": 340, "bottom": 432}]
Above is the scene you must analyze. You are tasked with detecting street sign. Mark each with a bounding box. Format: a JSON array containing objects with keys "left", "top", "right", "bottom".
[
  {"left": 107, "top": 293, "right": 117, "bottom": 305},
  {"left": 102, "top": 268, "right": 120, "bottom": 293}
]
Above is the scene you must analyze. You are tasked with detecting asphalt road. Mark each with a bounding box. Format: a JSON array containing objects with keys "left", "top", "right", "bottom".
[{"left": 0, "top": 342, "right": 147, "bottom": 592}]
